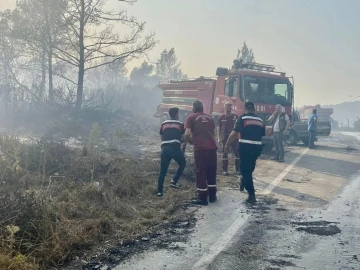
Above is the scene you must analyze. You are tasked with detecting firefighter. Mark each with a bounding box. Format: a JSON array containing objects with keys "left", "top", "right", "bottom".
[
  {"left": 225, "top": 102, "right": 265, "bottom": 204},
  {"left": 185, "top": 100, "right": 217, "bottom": 206},
  {"left": 217, "top": 102, "right": 240, "bottom": 175},
  {"left": 157, "top": 107, "right": 186, "bottom": 197}
]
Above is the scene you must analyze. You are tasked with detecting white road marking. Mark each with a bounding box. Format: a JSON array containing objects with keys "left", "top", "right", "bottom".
[
  {"left": 261, "top": 148, "right": 309, "bottom": 195},
  {"left": 192, "top": 209, "right": 249, "bottom": 270},
  {"left": 192, "top": 148, "right": 309, "bottom": 270}
]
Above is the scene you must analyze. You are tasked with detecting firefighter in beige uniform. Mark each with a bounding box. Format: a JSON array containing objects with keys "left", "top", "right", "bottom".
[{"left": 217, "top": 103, "right": 240, "bottom": 175}]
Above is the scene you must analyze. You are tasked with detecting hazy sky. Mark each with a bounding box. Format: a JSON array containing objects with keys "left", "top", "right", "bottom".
[{"left": 1, "top": 0, "right": 359, "bottom": 106}]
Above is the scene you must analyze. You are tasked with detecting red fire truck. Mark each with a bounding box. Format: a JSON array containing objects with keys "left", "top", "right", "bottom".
[{"left": 154, "top": 61, "right": 294, "bottom": 148}]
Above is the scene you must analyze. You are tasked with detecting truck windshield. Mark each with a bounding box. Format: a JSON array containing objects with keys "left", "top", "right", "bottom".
[{"left": 243, "top": 75, "right": 292, "bottom": 106}]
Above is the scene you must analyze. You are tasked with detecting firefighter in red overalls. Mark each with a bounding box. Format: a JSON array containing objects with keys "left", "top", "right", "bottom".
[
  {"left": 185, "top": 100, "right": 218, "bottom": 206},
  {"left": 217, "top": 103, "right": 240, "bottom": 175}
]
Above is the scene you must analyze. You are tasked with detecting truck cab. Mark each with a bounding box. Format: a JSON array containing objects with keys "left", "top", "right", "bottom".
[{"left": 211, "top": 62, "right": 293, "bottom": 123}]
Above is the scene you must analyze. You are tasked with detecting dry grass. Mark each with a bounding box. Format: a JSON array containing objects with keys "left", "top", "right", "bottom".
[{"left": 0, "top": 133, "right": 195, "bottom": 269}]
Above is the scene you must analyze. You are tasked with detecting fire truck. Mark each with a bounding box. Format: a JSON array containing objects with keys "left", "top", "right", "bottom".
[{"left": 154, "top": 61, "right": 294, "bottom": 149}]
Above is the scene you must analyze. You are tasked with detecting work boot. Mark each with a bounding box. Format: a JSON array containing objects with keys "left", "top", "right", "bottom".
[
  {"left": 245, "top": 194, "right": 257, "bottom": 204},
  {"left": 156, "top": 192, "right": 163, "bottom": 197},
  {"left": 209, "top": 196, "right": 217, "bottom": 203},
  {"left": 278, "top": 157, "right": 285, "bottom": 163},
  {"left": 223, "top": 171, "right": 229, "bottom": 176},
  {"left": 271, "top": 156, "right": 279, "bottom": 161},
  {"left": 190, "top": 199, "right": 208, "bottom": 206},
  {"left": 170, "top": 180, "right": 181, "bottom": 189}
]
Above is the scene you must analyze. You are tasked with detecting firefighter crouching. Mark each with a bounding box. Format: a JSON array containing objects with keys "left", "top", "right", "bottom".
[
  {"left": 225, "top": 102, "right": 265, "bottom": 204},
  {"left": 185, "top": 100, "right": 218, "bottom": 206},
  {"left": 217, "top": 103, "right": 240, "bottom": 175}
]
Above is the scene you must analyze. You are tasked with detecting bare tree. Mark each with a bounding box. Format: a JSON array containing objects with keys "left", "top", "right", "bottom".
[
  {"left": 56, "top": 0, "right": 156, "bottom": 110},
  {"left": 10, "top": 0, "right": 68, "bottom": 102},
  {"left": 0, "top": 11, "right": 15, "bottom": 114},
  {"left": 0, "top": 10, "right": 36, "bottom": 112}
]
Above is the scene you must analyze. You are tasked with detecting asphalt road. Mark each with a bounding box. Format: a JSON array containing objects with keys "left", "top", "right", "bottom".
[{"left": 114, "top": 132, "right": 360, "bottom": 270}]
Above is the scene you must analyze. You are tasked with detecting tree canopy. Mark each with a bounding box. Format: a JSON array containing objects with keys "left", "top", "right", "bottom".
[{"left": 236, "top": 42, "right": 255, "bottom": 63}]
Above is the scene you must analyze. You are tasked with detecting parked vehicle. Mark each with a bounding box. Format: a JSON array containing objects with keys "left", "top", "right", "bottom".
[
  {"left": 298, "top": 105, "right": 333, "bottom": 121},
  {"left": 287, "top": 111, "right": 332, "bottom": 146},
  {"left": 154, "top": 61, "right": 294, "bottom": 150}
]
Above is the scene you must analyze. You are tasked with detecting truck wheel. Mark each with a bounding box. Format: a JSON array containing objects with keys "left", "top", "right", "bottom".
[
  {"left": 160, "top": 113, "right": 169, "bottom": 123},
  {"left": 301, "top": 138, "right": 310, "bottom": 146},
  {"left": 287, "top": 131, "right": 298, "bottom": 146},
  {"left": 262, "top": 143, "right": 274, "bottom": 153}
]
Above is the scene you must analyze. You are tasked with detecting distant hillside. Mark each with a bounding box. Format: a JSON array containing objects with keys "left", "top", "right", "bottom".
[{"left": 323, "top": 100, "right": 360, "bottom": 127}]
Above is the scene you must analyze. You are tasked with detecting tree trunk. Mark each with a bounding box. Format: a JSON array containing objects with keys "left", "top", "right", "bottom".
[
  {"left": 48, "top": 47, "right": 53, "bottom": 102},
  {"left": 43, "top": 0, "right": 53, "bottom": 102},
  {"left": 75, "top": 0, "right": 85, "bottom": 111},
  {"left": 3, "top": 50, "right": 12, "bottom": 115},
  {"left": 40, "top": 43, "right": 46, "bottom": 100}
]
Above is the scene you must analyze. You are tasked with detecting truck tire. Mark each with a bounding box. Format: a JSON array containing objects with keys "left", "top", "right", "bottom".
[
  {"left": 262, "top": 143, "right": 274, "bottom": 153},
  {"left": 160, "top": 113, "right": 169, "bottom": 123},
  {"left": 287, "top": 131, "right": 298, "bottom": 146},
  {"left": 301, "top": 138, "right": 310, "bottom": 146}
]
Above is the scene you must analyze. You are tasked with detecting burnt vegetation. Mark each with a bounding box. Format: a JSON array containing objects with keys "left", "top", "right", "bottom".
[
  {"left": 0, "top": 131, "right": 196, "bottom": 269},
  {"left": 0, "top": 0, "right": 194, "bottom": 269}
]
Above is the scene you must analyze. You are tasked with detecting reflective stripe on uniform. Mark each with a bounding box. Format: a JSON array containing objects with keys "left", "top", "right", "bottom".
[
  {"left": 197, "top": 188, "right": 208, "bottom": 191},
  {"left": 241, "top": 116, "right": 263, "bottom": 122},
  {"left": 239, "top": 139, "right": 262, "bottom": 145},
  {"left": 162, "top": 120, "right": 183, "bottom": 124},
  {"left": 162, "top": 139, "right": 181, "bottom": 145},
  {"left": 208, "top": 185, "right": 217, "bottom": 187}
]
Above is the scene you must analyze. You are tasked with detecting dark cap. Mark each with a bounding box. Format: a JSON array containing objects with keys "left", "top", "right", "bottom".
[{"left": 245, "top": 101, "right": 255, "bottom": 110}]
